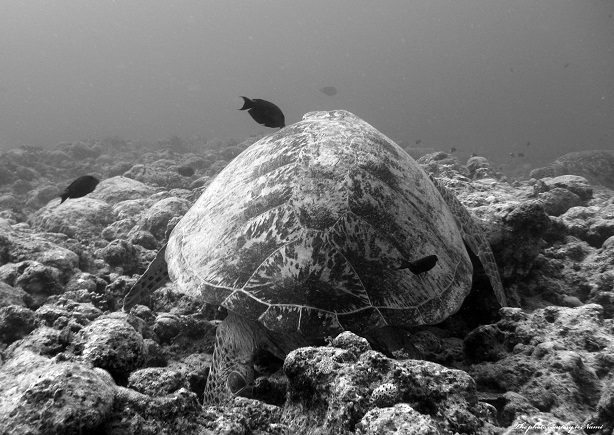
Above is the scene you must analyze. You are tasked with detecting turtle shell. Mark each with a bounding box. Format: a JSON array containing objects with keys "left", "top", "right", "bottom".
[{"left": 167, "top": 110, "right": 475, "bottom": 339}]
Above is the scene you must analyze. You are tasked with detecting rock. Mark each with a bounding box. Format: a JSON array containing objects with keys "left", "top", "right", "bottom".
[
  {"left": 58, "top": 140, "right": 102, "bottom": 159},
  {"left": 498, "top": 391, "right": 540, "bottom": 427},
  {"left": 96, "top": 239, "right": 139, "bottom": 275},
  {"left": 104, "top": 386, "right": 202, "bottom": 435},
  {"left": 0, "top": 350, "right": 114, "bottom": 435},
  {"left": 199, "top": 397, "right": 284, "bottom": 435},
  {"left": 35, "top": 300, "right": 103, "bottom": 330},
  {"left": 0, "top": 305, "right": 36, "bottom": 345},
  {"left": 4, "top": 326, "right": 69, "bottom": 359},
  {"left": 152, "top": 313, "right": 182, "bottom": 344},
  {"left": 101, "top": 218, "right": 137, "bottom": 241},
  {"left": 498, "top": 200, "right": 551, "bottom": 282},
  {"left": 0, "top": 163, "right": 17, "bottom": 186},
  {"left": 463, "top": 324, "right": 508, "bottom": 363},
  {"left": 466, "top": 155, "right": 499, "bottom": 180},
  {"left": 253, "top": 370, "right": 288, "bottom": 406},
  {"left": 64, "top": 271, "right": 106, "bottom": 294},
  {"left": 0, "top": 229, "right": 80, "bottom": 277},
  {"left": 538, "top": 187, "right": 584, "bottom": 216},
  {"left": 356, "top": 403, "right": 440, "bottom": 435},
  {"left": 136, "top": 196, "right": 191, "bottom": 241},
  {"left": 0, "top": 280, "right": 29, "bottom": 307},
  {"left": 25, "top": 184, "right": 60, "bottom": 208},
  {"left": 587, "top": 380, "right": 614, "bottom": 434},
  {"left": 282, "top": 332, "right": 487, "bottom": 434},
  {"left": 129, "top": 230, "right": 158, "bottom": 249},
  {"left": 556, "top": 203, "right": 614, "bottom": 248},
  {"left": 540, "top": 175, "right": 594, "bottom": 201},
  {"left": 105, "top": 161, "right": 133, "bottom": 177},
  {"left": 90, "top": 175, "right": 156, "bottom": 205},
  {"left": 502, "top": 412, "right": 578, "bottom": 435},
  {"left": 128, "top": 367, "right": 188, "bottom": 396},
  {"left": 417, "top": 152, "right": 472, "bottom": 179},
  {"left": 103, "top": 311, "right": 158, "bottom": 341},
  {"left": 76, "top": 317, "right": 146, "bottom": 381},
  {"left": 0, "top": 217, "right": 15, "bottom": 233},
  {"left": 29, "top": 197, "right": 115, "bottom": 238},
  {"left": 112, "top": 198, "right": 148, "bottom": 220},
  {"left": 468, "top": 305, "right": 608, "bottom": 424},
  {"left": 0, "top": 261, "right": 64, "bottom": 308}
]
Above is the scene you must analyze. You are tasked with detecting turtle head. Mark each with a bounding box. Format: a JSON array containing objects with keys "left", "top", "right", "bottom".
[{"left": 226, "top": 371, "right": 252, "bottom": 398}]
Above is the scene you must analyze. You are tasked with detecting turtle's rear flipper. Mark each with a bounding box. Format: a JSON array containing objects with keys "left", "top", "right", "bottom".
[
  {"left": 430, "top": 175, "right": 507, "bottom": 307},
  {"left": 122, "top": 243, "right": 170, "bottom": 311}
]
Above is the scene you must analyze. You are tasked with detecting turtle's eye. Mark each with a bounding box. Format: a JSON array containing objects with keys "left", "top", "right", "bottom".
[{"left": 227, "top": 371, "right": 248, "bottom": 395}]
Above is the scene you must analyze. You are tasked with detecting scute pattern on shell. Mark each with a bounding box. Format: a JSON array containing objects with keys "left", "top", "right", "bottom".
[{"left": 167, "top": 110, "right": 474, "bottom": 338}]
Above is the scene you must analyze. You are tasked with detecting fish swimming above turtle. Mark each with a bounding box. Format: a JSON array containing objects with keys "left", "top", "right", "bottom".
[
  {"left": 239, "top": 97, "right": 285, "bottom": 128},
  {"left": 530, "top": 150, "right": 614, "bottom": 189},
  {"left": 123, "top": 110, "right": 507, "bottom": 405},
  {"left": 59, "top": 175, "right": 99, "bottom": 204},
  {"left": 319, "top": 86, "right": 338, "bottom": 96}
]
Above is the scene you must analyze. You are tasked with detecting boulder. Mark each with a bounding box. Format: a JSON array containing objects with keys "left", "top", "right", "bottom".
[
  {"left": 0, "top": 351, "right": 114, "bottom": 435},
  {"left": 29, "top": 197, "right": 115, "bottom": 238}
]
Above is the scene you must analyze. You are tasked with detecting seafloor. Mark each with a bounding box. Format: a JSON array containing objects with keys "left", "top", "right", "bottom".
[{"left": 0, "top": 136, "right": 613, "bottom": 434}]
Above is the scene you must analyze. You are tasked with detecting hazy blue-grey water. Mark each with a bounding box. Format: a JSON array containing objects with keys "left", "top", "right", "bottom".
[{"left": 0, "top": 0, "right": 612, "bottom": 167}]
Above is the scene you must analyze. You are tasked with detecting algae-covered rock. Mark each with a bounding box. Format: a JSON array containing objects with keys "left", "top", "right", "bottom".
[{"left": 0, "top": 351, "right": 114, "bottom": 435}]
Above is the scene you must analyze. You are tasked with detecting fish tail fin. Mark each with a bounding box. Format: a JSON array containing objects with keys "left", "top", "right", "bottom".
[{"left": 239, "top": 96, "right": 253, "bottom": 110}]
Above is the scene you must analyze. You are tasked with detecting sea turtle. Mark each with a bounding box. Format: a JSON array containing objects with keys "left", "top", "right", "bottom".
[
  {"left": 123, "top": 110, "right": 507, "bottom": 404},
  {"left": 530, "top": 150, "right": 614, "bottom": 189}
]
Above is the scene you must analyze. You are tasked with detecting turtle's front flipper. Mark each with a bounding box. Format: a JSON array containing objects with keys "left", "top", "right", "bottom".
[
  {"left": 122, "top": 243, "right": 170, "bottom": 311},
  {"left": 430, "top": 175, "right": 507, "bottom": 307}
]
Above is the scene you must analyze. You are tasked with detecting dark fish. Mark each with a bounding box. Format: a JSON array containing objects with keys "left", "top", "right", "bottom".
[
  {"left": 517, "top": 153, "right": 525, "bottom": 158},
  {"left": 59, "top": 175, "right": 99, "bottom": 204},
  {"left": 471, "top": 153, "right": 478, "bottom": 157},
  {"left": 415, "top": 139, "right": 421, "bottom": 145},
  {"left": 177, "top": 165, "right": 195, "bottom": 177},
  {"left": 319, "top": 86, "right": 337, "bottom": 96},
  {"left": 526, "top": 141, "right": 531, "bottom": 147},
  {"left": 239, "top": 97, "right": 285, "bottom": 128},
  {"left": 564, "top": 62, "right": 570, "bottom": 68},
  {"left": 399, "top": 254, "right": 438, "bottom": 275},
  {"left": 449, "top": 147, "right": 457, "bottom": 153},
  {"left": 509, "top": 153, "right": 516, "bottom": 157}
]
